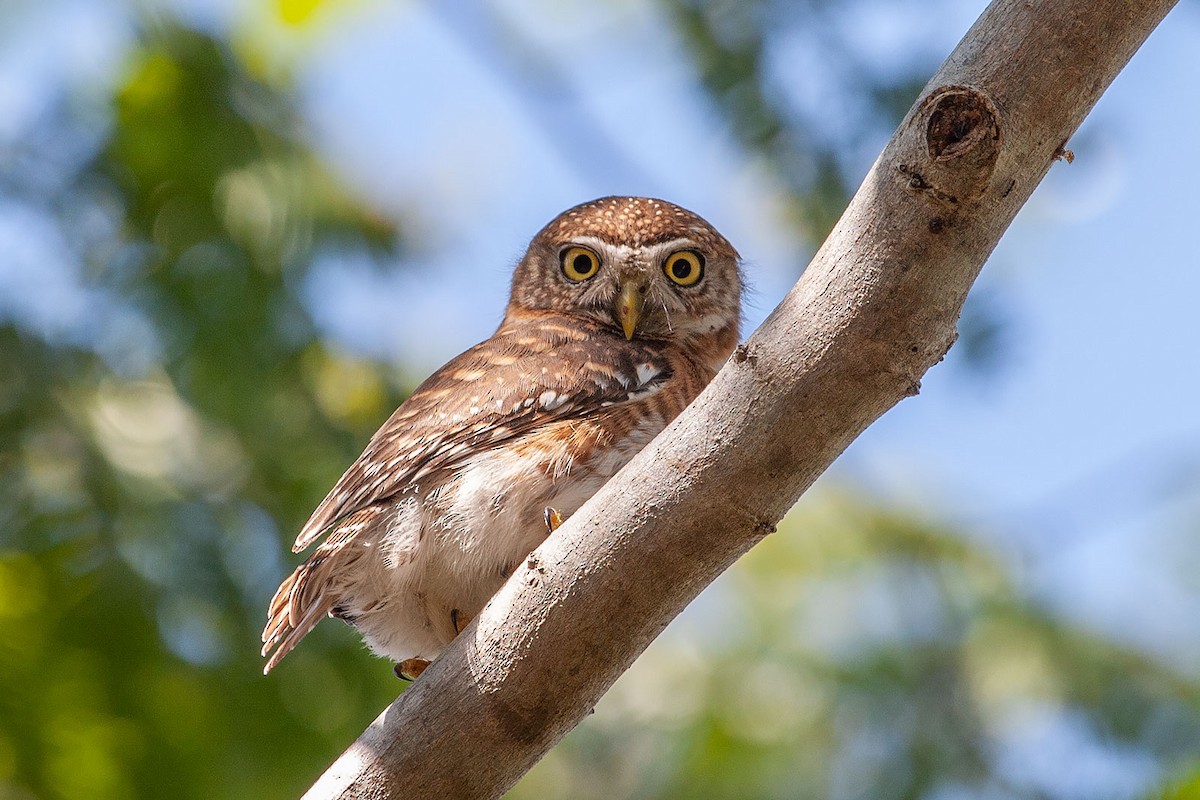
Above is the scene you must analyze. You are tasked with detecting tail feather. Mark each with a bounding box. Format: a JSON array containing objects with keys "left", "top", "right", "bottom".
[
  {"left": 261, "top": 558, "right": 336, "bottom": 674},
  {"left": 261, "top": 505, "right": 383, "bottom": 673}
]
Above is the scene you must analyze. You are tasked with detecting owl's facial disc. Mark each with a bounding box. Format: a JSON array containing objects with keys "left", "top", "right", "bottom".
[{"left": 616, "top": 277, "right": 646, "bottom": 340}]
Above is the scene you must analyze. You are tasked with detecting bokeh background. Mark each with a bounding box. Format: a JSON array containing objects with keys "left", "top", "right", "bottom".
[{"left": 2, "top": 1, "right": 1199, "bottom": 798}]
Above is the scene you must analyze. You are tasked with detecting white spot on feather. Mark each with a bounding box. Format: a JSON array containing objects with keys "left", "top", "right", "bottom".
[
  {"left": 635, "top": 362, "right": 659, "bottom": 386},
  {"left": 539, "top": 390, "right": 568, "bottom": 410}
]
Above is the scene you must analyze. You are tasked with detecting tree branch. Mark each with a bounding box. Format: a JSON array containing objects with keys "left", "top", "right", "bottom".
[{"left": 303, "top": 1, "right": 1178, "bottom": 796}]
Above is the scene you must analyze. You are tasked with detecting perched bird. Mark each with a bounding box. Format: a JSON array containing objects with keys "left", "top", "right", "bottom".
[{"left": 262, "top": 196, "right": 742, "bottom": 677}]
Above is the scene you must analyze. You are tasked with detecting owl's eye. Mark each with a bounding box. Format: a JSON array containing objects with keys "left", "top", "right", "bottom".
[
  {"left": 663, "top": 250, "right": 704, "bottom": 287},
  {"left": 561, "top": 247, "right": 601, "bottom": 281}
]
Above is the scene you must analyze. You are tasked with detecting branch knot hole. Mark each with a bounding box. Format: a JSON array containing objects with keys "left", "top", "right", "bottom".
[
  {"left": 901, "top": 85, "right": 1001, "bottom": 209},
  {"left": 925, "top": 86, "right": 1000, "bottom": 161}
]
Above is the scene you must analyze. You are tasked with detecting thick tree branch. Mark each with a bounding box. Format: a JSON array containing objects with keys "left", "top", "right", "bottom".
[{"left": 303, "top": 1, "right": 1178, "bottom": 797}]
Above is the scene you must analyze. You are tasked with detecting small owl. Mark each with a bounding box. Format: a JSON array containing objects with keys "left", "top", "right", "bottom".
[{"left": 262, "top": 196, "right": 742, "bottom": 677}]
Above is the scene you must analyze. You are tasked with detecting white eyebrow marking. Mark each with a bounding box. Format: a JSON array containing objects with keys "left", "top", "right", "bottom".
[{"left": 567, "top": 236, "right": 701, "bottom": 265}]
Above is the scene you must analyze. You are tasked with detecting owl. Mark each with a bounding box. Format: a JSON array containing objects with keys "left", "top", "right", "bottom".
[{"left": 262, "top": 196, "right": 742, "bottom": 677}]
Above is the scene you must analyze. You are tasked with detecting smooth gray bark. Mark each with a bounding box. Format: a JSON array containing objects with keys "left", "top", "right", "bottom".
[{"left": 303, "top": 1, "right": 1179, "bottom": 797}]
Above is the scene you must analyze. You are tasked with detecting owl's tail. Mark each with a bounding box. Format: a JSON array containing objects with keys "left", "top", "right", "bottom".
[
  {"left": 261, "top": 507, "right": 379, "bottom": 674},
  {"left": 260, "top": 557, "right": 337, "bottom": 674}
]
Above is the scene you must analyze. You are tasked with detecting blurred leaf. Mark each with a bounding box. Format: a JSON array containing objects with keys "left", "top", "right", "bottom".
[{"left": 0, "top": 21, "right": 408, "bottom": 800}]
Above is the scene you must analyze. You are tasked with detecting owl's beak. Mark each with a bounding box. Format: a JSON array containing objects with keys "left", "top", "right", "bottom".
[{"left": 616, "top": 280, "right": 646, "bottom": 340}]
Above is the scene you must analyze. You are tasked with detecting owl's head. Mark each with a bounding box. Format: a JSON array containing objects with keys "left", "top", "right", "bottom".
[{"left": 508, "top": 197, "right": 742, "bottom": 347}]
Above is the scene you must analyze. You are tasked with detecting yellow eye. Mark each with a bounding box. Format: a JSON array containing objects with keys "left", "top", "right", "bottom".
[
  {"left": 663, "top": 250, "right": 704, "bottom": 287},
  {"left": 561, "top": 247, "right": 600, "bottom": 281}
]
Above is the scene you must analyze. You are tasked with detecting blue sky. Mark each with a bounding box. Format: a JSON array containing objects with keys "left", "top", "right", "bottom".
[{"left": 2, "top": 0, "right": 1198, "bottom": 669}]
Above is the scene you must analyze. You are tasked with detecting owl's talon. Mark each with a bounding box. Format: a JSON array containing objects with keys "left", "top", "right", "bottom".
[
  {"left": 394, "top": 658, "right": 431, "bottom": 681},
  {"left": 544, "top": 507, "right": 565, "bottom": 533},
  {"left": 451, "top": 608, "right": 471, "bottom": 635}
]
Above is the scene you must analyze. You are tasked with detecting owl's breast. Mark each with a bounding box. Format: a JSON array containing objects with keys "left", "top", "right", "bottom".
[{"left": 423, "top": 409, "right": 667, "bottom": 609}]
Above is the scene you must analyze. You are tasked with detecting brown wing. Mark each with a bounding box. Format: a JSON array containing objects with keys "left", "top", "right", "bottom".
[{"left": 291, "top": 312, "right": 673, "bottom": 552}]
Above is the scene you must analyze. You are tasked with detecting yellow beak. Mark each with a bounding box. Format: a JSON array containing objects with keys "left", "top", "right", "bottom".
[{"left": 616, "top": 280, "right": 645, "bottom": 340}]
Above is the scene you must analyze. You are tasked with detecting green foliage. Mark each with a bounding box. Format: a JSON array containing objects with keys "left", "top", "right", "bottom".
[
  {"left": 0, "top": 25, "right": 408, "bottom": 800},
  {"left": 1159, "top": 769, "right": 1200, "bottom": 800}
]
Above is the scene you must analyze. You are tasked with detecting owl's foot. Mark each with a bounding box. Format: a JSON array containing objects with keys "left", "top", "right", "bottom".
[
  {"left": 451, "top": 608, "right": 472, "bottom": 635},
  {"left": 544, "top": 507, "right": 565, "bottom": 533},
  {"left": 394, "top": 658, "right": 431, "bottom": 681}
]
